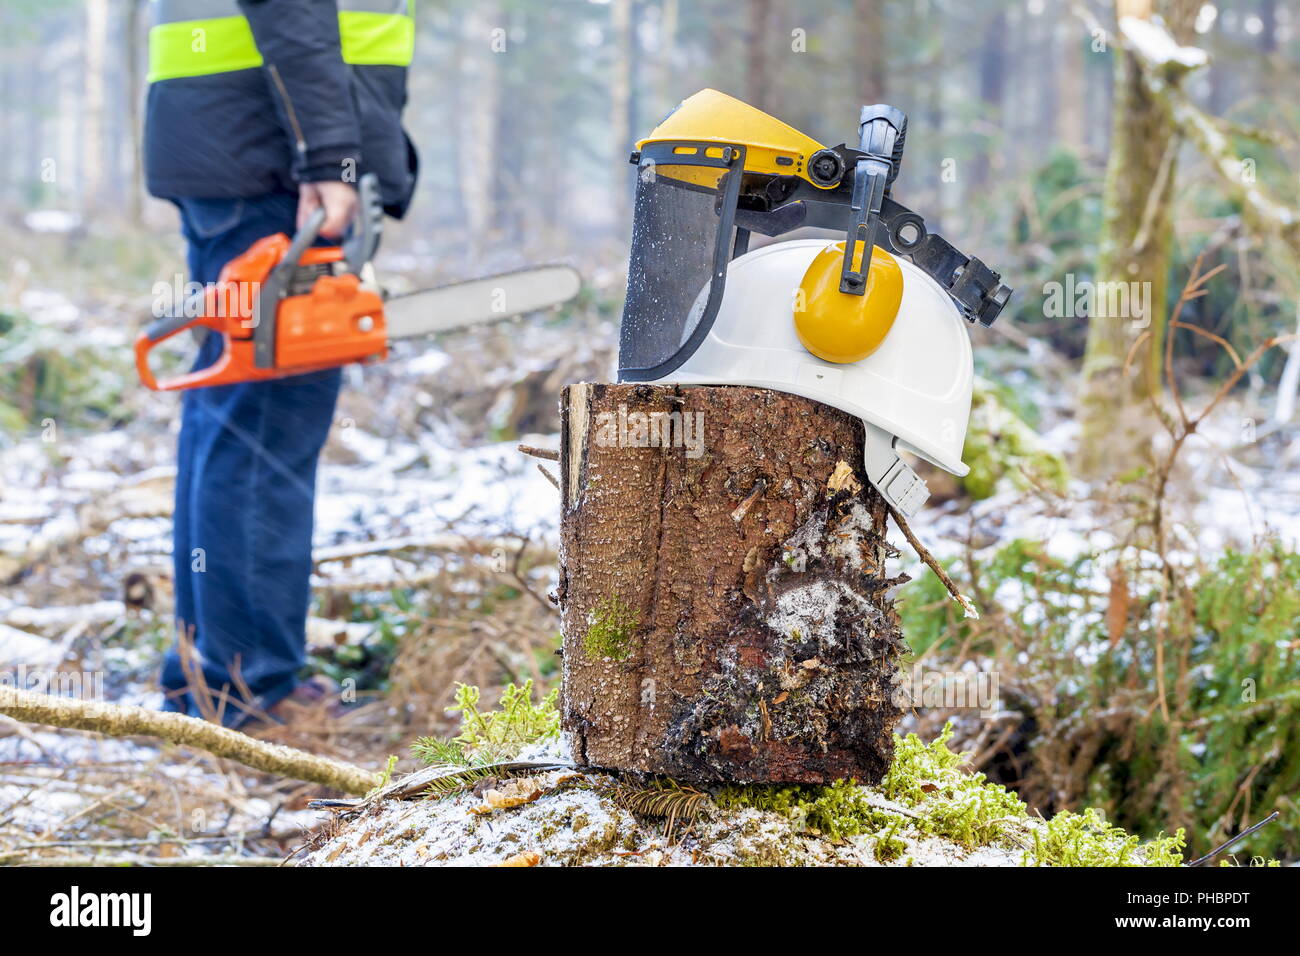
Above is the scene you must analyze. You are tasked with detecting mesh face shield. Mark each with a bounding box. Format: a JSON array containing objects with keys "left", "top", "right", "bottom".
[{"left": 618, "top": 143, "right": 744, "bottom": 382}]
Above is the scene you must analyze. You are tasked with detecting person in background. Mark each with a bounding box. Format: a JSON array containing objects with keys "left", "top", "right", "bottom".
[{"left": 143, "top": 0, "right": 418, "bottom": 725}]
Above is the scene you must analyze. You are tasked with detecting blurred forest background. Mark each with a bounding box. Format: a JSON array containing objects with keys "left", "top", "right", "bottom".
[{"left": 2, "top": 0, "right": 1300, "bottom": 865}]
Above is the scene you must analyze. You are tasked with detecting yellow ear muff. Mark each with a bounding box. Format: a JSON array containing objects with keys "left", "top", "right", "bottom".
[{"left": 794, "top": 241, "right": 903, "bottom": 364}]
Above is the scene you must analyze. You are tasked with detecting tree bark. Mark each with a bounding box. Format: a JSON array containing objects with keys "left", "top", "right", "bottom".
[
  {"left": 1112, "top": 14, "right": 1300, "bottom": 425},
  {"left": 1055, "top": 16, "right": 1086, "bottom": 155},
  {"left": 558, "top": 383, "right": 907, "bottom": 785}
]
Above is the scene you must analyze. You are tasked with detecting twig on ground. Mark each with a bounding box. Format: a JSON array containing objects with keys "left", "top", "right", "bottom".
[
  {"left": 887, "top": 506, "right": 980, "bottom": 619},
  {"left": 517, "top": 444, "right": 560, "bottom": 462},
  {"left": 7, "top": 853, "right": 283, "bottom": 867},
  {"left": 1188, "top": 811, "right": 1281, "bottom": 866}
]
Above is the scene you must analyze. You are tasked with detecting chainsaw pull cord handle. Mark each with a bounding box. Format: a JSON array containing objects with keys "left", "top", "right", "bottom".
[{"left": 840, "top": 105, "right": 908, "bottom": 296}]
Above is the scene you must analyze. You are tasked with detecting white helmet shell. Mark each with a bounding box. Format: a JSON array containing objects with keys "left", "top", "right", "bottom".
[{"left": 651, "top": 238, "right": 974, "bottom": 513}]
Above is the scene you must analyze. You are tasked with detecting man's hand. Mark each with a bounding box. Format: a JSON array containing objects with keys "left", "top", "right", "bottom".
[{"left": 298, "top": 180, "right": 358, "bottom": 238}]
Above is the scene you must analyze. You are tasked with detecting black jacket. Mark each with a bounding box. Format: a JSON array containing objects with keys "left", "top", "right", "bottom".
[{"left": 144, "top": 0, "right": 417, "bottom": 217}]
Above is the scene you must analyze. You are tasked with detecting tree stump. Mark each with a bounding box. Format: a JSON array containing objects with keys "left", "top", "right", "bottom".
[{"left": 558, "top": 383, "right": 908, "bottom": 784}]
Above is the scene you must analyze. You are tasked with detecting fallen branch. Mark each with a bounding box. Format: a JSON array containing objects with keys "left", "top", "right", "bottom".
[
  {"left": 3, "top": 853, "right": 283, "bottom": 867},
  {"left": 2, "top": 600, "right": 125, "bottom": 633},
  {"left": 2, "top": 468, "right": 175, "bottom": 584},
  {"left": 312, "top": 534, "right": 525, "bottom": 564},
  {"left": 1188, "top": 811, "right": 1281, "bottom": 867},
  {"left": 0, "top": 687, "right": 380, "bottom": 796}
]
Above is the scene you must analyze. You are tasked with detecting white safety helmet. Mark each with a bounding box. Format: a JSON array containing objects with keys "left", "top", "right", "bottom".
[{"left": 617, "top": 90, "right": 1011, "bottom": 517}]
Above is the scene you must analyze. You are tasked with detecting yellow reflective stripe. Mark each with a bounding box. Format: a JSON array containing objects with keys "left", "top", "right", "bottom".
[
  {"left": 339, "top": 11, "right": 415, "bottom": 66},
  {"left": 148, "top": 12, "right": 413, "bottom": 82},
  {"left": 148, "top": 17, "right": 261, "bottom": 83}
]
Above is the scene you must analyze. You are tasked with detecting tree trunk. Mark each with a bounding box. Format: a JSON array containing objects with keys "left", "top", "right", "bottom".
[
  {"left": 747, "top": 0, "right": 773, "bottom": 112},
  {"left": 1055, "top": 15, "right": 1085, "bottom": 155},
  {"left": 609, "top": 0, "right": 635, "bottom": 232},
  {"left": 853, "top": 0, "right": 887, "bottom": 107},
  {"left": 126, "top": 0, "right": 146, "bottom": 225},
  {"left": 1076, "top": 0, "right": 1198, "bottom": 477},
  {"left": 558, "top": 383, "right": 907, "bottom": 785},
  {"left": 81, "top": 0, "right": 108, "bottom": 217},
  {"left": 456, "top": 1, "right": 501, "bottom": 260},
  {"left": 972, "top": 5, "right": 1006, "bottom": 191}
]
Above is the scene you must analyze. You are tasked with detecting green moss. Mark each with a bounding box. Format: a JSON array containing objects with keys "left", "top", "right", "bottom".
[
  {"left": 872, "top": 819, "right": 907, "bottom": 863},
  {"left": 1217, "top": 857, "right": 1281, "bottom": 867},
  {"left": 411, "top": 679, "right": 559, "bottom": 766},
  {"left": 582, "top": 596, "right": 640, "bottom": 661},
  {"left": 880, "top": 725, "right": 1028, "bottom": 848},
  {"left": 717, "top": 778, "right": 895, "bottom": 843},
  {"left": 719, "top": 725, "right": 1186, "bottom": 865},
  {"left": 1025, "top": 808, "right": 1184, "bottom": 867},
  {"left": 717, "top": 727, "right": 1022, "bottom": 848},
  {"left": 365, "top": 755, "right": 400, "bottom": 798},
  {"left": 961, "top": 376, "right": 1069, "bottom": 500}
]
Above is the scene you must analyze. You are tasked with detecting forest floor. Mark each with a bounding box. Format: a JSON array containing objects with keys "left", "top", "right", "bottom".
[
  {"left": 2, "top": 223, "right": 1298, "bottom": 865},
  {"left": 296, "top": 731, "right": 1189, "bottom": 868}
]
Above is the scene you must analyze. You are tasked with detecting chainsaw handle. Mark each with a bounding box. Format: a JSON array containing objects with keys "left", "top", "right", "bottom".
[
  {"left": 142, "top": 309, "right": 200, "bottom": 345},
  {"left": 135, "top": 299, "right": 236, "bottom": 392},
  {"left": 342, "top": 172, "right": 383, "bottom": 275}
]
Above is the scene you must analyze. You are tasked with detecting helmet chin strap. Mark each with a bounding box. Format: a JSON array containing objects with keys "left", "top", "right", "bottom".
[{"left": 862, "top": 421, "right": 929, "bottom": 518}]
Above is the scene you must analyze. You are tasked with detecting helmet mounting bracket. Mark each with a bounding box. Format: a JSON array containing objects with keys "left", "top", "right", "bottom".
[
  {"left": 839, "top": 105, "right": 908, "bottom": 297},
  {"left": 863, "top": 421, "right": 930, "bottom": 518}
]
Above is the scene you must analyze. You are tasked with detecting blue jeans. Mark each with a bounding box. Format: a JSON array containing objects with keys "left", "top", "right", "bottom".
[{"left": 160, "top": 192, "right": 342, "bottom": 726}]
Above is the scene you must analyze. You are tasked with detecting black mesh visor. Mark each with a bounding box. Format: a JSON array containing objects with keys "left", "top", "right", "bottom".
[{"left": 618, "top": 148, "right": 741, "bottom": 381}]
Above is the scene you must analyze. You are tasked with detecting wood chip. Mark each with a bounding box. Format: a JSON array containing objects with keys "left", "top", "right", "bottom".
[
  {"left": 826, "top": 460, "right": 862, "bottom": 494},
  {"left": 467, "top": 770, "right": 582, "bottom": 816}
]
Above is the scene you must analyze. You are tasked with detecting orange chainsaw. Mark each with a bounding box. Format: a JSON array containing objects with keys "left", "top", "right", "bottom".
[{"left": 136, "top": 174, "right": 582, "bottom": 391}]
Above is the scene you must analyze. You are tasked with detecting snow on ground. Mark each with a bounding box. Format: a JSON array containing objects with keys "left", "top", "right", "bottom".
[{"left": 3, "top": 268, "right": 1299, "bottom": 862}]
